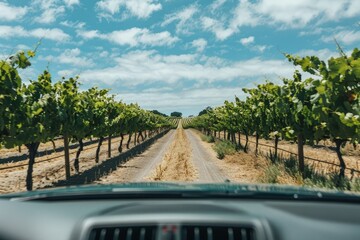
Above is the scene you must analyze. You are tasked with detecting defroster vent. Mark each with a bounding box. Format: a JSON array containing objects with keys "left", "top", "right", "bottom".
[
  {"left": 181, "top": 225, "right": 255, "bottom": 240},
  {"left": 88, "top": 226, "right": 157, "bottom": 240}
]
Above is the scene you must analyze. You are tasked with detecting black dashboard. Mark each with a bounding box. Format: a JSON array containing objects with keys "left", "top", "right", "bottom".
[{"left": 0, "top": 198, "right": 359, "bottom": 240}]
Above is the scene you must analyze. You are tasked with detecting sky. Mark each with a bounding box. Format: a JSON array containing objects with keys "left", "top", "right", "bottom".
[{"left": 0, "top": 0, "right": 359, "bottom": 116}]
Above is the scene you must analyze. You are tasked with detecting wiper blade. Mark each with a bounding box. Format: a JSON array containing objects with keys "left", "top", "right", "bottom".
[{"left": 8, "top": 189, "right": 360, "bottom": 203}]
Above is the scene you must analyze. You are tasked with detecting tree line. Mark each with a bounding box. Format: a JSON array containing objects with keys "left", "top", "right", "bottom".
[
  {"left": 187, "top": 48, "right": 360, "bottom": 182},
  {"left": 0, "top": 50, "right": 173, "bottom": 190}
]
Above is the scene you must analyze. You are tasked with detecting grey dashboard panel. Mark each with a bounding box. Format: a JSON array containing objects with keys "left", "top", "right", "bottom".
[{"left": 0, "top": 199, "right": 359, "bottom": 240}]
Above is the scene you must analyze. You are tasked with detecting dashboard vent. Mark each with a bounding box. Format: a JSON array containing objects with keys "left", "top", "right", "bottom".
[
  {"left": 88, "top": 226, "right": 157, "bottom": 240},
  {"left": 181, "top": 225, "right": 255, "bottom": 240}
]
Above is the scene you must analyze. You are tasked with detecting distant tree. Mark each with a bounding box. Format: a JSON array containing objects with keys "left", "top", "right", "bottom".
[
  {"left": 188, "top": 115, "right": 194, "bottom": 118},
  {"left": 151, "top": 110, "right": 168, "bottom": 117},
  {"left": 170, "top": 111, "right": 182, "bottom": 118},
  {"left": 198, "top": 106, "right": 212, "bottom": 116}
]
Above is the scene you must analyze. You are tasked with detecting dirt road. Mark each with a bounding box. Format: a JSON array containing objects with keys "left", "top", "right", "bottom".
[
  {"left": 98, "top": 123, "right": 227, "bottom": 183},
  {"left": 185, "top": 130, "right": 227, "bottom": 182},
  {"left": 96, "top": 130, "right": 176, "bottom": 183},
  {"left": 147, "top": 124, "right": 197, "bottom": 181}
]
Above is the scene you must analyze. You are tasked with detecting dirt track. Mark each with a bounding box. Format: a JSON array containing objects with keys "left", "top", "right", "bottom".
[
  {"left": 186, "top": 130, "right": 227, "bottom": 182},
  {"left": 96, "top": 130, "right": 176, "bottom": 183},
  {"left": 148, "top": 124, "right": 197, "bottom": 181},
  {"left": 97, "top": 123, "right": 228, "bottom": 184}
]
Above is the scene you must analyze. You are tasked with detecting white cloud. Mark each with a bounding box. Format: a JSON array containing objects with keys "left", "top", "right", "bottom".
[
  {"left": 63, "top": 0, "right": 80, "bottom": 7},
  {"left": 80, "top": 50, "right": 294, "bottom": 87},
  {"left": 0, "top": 2, "right": 28, "bottom": 21},
  {"left": 57, "top": 48, "right": 94, "bottom": 67},
  {"left": 0, "top": 25, "right": 70, "bottom": 42},
  {"left": 96, "top": 0, "right": 162, "bottom": 19},
  {"left": 248, "top": 0, "right": 360, "bottom": 28},
  {"left": 240, "top": 36, "right": 254, "bottom": 46},
  {"left": 230, "top": 0, "right": 260, "bottom": 29},
  {"left": 0, "top": 26, "right": 27, "bottom": 38},
  {"left": 32, "top": 0, "right": 65, "bottom": 24},
  {"left": 109, "top": 28, "right": 177, "bottom": 47},
  {"left": 201, "top": 0, "right": 360, "bottom": 39},
  {"left": 60, "top": 20, "right": 85, "bottom": 29},
  {"left": 162, "top": 4, "right": 198, "bottom": 34},
  {"left": 99, "top": 51, "right": 109, "bottom": 58},
  {"left": 201, "top": 17, "right": 234, "bottom": 41},
  {"left": 210, "top": 0, "right": 227, "bottom": 12},
  {"left": 58, "top": 69, "right": 75, "bottom": 77},
  {"left": 16, "top": 44, "right": 31, "bottom": 50},
  {"left": 191, "top": 38, "right": 207, "bottom": 52},
  {"left": 78, "top": 28, "right": 178, "bottom": 47},
  {"left": 253, "top": 45, "right": 267, "bottom": 53},
  {"left": 77, "top": 29, "right": 102, "bottom": 39},
  {"left": 201, "top": 0, "right": 259, "bottom": 40},
  {"left": 32, "top": 0, "right": 80, "bottom": 24},
  {"left": 30, "top": 28, "right": 71, "bottom": 41},
  {"left": 322, "top": 30, "right": 360, "bottom": 45},
  {"left": 239, "top": 36, "right": 268, "bottom": 52},
  {"left": 115, "top": 87, "right": 249, "bottom": 115},
  {"left": 295, "top": 48, "right": 340, "bottom": 60}
]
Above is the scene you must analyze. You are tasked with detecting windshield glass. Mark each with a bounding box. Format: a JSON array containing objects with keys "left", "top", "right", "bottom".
[{"left": 0, "top": 0, "right": 359, "bottom": 196}]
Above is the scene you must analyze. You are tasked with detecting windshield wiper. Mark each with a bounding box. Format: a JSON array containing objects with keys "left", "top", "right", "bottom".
[{"left": 7, "top": 189, "right": 360, "bottom": 203}]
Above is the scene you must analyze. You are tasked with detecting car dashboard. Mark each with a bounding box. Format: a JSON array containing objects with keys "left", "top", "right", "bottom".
[{"left": 0, "top": 197, "right": 359, "bottom": 240}]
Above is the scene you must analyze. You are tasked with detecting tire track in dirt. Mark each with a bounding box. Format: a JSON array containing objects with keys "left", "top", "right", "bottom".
[
  {"left": 185, "top": 130, "right": 227, "bottom": 182},
  {"left": 96, "top": 130, "right": 176, "bottom": 183},
  {"left": 147, "top": 123, "right": 197, "bottom": 181}
]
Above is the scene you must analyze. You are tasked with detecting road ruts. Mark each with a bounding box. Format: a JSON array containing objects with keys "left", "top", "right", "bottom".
[{"left": 185, "top": 130, "right": 227, "bottom": 182}]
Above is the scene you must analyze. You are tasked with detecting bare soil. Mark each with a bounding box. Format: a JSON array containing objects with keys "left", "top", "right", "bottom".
[
  {"left": 96, "top": 130, "right": 176, "bottom": 184},
  {"left": 97, "top": 124, "right": 228, "bottom": 184},
  {"left": 148, "top": 125, "right": 197, "bottom": 181},
  {"left": 191, "top": 130, "right": 264, "bottom": 183},
  {"left": 194, "top": 130, "right": 298, "bottom": 185},
  {"left": 186, "top": 130, "right": 228, "bottom": 182}
]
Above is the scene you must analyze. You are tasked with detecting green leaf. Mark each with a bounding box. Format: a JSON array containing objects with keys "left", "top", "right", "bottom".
[{"left": 27, "top": 50, "right": 35, "bottom": 58}]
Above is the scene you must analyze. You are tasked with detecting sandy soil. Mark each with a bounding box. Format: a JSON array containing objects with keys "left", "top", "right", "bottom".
[
  {"left": 96, "top": 130, "right": 176, "bottom": 183},
  {"left": 0, "top": 137, "right": 65, "bottom": 160},
  {"left": 148, "top": 124, "right": 197, "bottom": 181},
  {"left": 191, "top": 130, "right": 264, "bottom": 183},
  {"left": 186, "top": 130, "right": 227, "bottom": 182},
  {"left": 97, "top": 123, "right": 228, "bottom": 184}
]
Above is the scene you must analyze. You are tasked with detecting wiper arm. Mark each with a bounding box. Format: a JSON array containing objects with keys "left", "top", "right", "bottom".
[{"left": 6, "top": 186, "right": 360, "bottom": 203}]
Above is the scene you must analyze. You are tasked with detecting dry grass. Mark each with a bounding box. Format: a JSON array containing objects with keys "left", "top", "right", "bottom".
[
  {"left": 148, "top": 123, "right": 197, "bottom": 181},
  {"left": 196, "top": 131, "right": 299, "bottom": 185},
  {"left": 216, "top": 132, "right": 360, "bottom": 179}
]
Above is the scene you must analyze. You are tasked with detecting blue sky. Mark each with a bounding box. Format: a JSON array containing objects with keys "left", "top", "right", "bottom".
[{"left": 0, "top": 0, "right": 359, "bottom": 116}]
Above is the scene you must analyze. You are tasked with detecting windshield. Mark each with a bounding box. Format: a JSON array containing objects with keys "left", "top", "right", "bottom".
[{"left": 0, "top": 0, "right": 359, "bottom": 196}]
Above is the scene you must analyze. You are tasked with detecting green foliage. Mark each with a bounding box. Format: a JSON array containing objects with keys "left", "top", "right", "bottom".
[
  {"left": 4, "top": 70, "right": 59, "bottom": 147},
  {"left": 0, "top": 47, "right": 173, "bottom": 189},
  {"left": 198, "top": 106, "right": 212, "bottom": 116},
  {"left": 260, "top": 164, "right": 280, "bottom": 184},
  {"left": 201, "top": 134, "right": 215, "bottom": 143},
  {"left": 213, "top": 140, "right": 236, "bottom": 159},
  {"left": 351, "top": 178, "right": 360, "bottom": 192},
  {"left": 285, "top": 48, "right": 360, "bottom": 143},
  {"left": 188, "top": 47, "right": 360, "bottom": 185},
  {"left": 170, "top": 111, "right": 182, "bottom": 118},
  {"left": 151, "top": 110, "right": 168, "bottom": 117}
]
